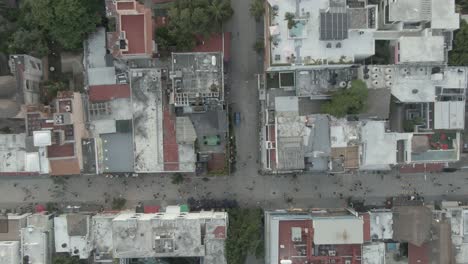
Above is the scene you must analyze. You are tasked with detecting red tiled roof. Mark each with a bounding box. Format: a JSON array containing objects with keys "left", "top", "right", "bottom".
[
  {"left": 399, "top": 163, "right": 444, "bottom": 174},
  {"left": 193, "top": 33, "right": 231, "bottom": 61},
  {"left": 117, "top": 1, "right": 134, "bottom": 10},
  {"left": 48, "top": 143, "right": 75, "bottom": 158},
  {"left": 409, "top": 243, "right": 430, "bottom": 264},
  {"left": 163, "top": 108, "right": 179, "bottom": 171},
  {"left": 121, "top": 14, "right": 146, "bottom": 54},
  {"left": 213, "top": 226, "right": 226, "bottom": 239},
  {"left": 207, "top": 153, "right": 226, "bottom": 172},
  {"left": 49, "top": 158, "right": 81, "bottom": 176},
  {"left": 361, "top": 213, "right": 371, "bottom": 242},
  {"left": 144, "top": 205, "right": 160, "bottom": 213},
  {"left": 89, "top": 84, "right": 130, "bottom": 102}
]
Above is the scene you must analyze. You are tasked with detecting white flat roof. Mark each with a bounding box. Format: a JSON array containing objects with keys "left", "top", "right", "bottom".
[
  {"left": 21, "top": 227, "right": 47, "bottom": 264},
  {"left": 432, "top": 0, "right": 459, "bottom": 29},
  {"left": 434, "top": 101, "right": 465, "bottom": 130},
  {"left": 362, "top": 242, "right": 386, "bottom": 264},
  {"left": 398, "top": 35, "right": 444, "bottom": 64},
  {"left": 268, "top": 0, "right": 376, "bottom": 64},
  {"left": 313, "top": 217, "right": 363, "bottom": 245},
  {"left": 275, "top": 96, "right": 299, "bottom": 113},
  {"left": 33, "top": 130, "right": 52, "bottom": 147},
  {"left": 0, "top": 133, "right": 27, "bottom": 173},
  {"left": 0, "top": 241, "right": 20, "bottom": 264},
  {"left": 370, "top": 211, "right": 393, "bottom": 240},
  {"left": 388, "top": 0, "right": 431, "bottom": 22},
  {"left": 360, "top": 121, "right": 411, "bottom": 170}
]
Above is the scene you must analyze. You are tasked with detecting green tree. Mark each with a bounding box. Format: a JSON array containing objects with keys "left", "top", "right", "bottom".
[
  {"left": 171, "top": 173, "right": 185, "bottom": 185},
  {"left": 207, "top": 0, "right": 233, "bottom": 30},
  {"left": 253, "top": 39, "right": 264, "bottom": 53},
  {"left": 9, "top": 28, "right": 49, "bottom": 57},
  {"left": 225, "top": 208, "right": 264, "bottom": 264},
  {"left": 111, "top": 197, "right": 127, "bottom": 210},
  {"left": 249, "top": 0, "right": 265, "bottom": 21},
  {"left": 167, "top": 0, "right": 233, "bottom": 51},
  {"left": 449, "top": 20, "right": 468, "bottom": 66},
  {"left": 21, "top": 0, "right": 100, "bottom": 51},
  {"left": 284, "top": 12, "right": 297, "bottom": 29},
  {"left": 321, "top": 80, "right": 369, "bottom": 117},
  {"left": 52, "top": 254, "right": 82, "bottom": 264}
]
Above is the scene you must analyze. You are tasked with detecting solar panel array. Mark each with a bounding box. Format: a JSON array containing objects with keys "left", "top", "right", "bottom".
[{"left": 320, "top": 12, "right": 349, "bottom": 40}]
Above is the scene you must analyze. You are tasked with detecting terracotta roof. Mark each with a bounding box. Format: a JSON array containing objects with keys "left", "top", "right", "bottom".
[
  {"left": 117, "top": 1, "right": 134, "bottom": 10},
  {"left": 48, "top": 143, "right": 75, "bottom": 158},
  {"left": 213, "top": 226, "right": 226, "bottom": 239},
  {"left": 409, "top": 243, "right": 430, "bottom": 264},
  {"left": 49, "top": 158, "right": 81, "bottom": 176},
  {"left": 89, "top": 84, "right": 131, "bottom": 101},
  {"left": 121, "top": 14, "right": 146, "bottom": 54},
  {"left": 163, "top": 108, "right": 179, "bottom": 171},
  {"left": 193, "top": 33, "right": 231, "bottom": 61},
  {"left": 361, "top": 213, "right": 371, "bottom": 242}
]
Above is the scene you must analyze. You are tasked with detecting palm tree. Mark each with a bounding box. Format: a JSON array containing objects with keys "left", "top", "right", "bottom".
[{"left": 208, "top": 0, "right": 233, "bottom": 31}]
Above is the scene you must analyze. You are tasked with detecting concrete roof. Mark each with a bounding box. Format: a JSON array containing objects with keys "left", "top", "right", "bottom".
[
  {"left": 364, "top": 66, "right": 468, "bottom": 103},
  {"left": 0, "top": 241, "right": 20, "bottom": 264},
  {"left": 398, "top": 35, "right": 445, "bottom": 64},
  {"left": 362, "top": 242, "right": 386, "bottom": 264},
  {"left": 111, "top": 212, "right": 227, "bottom": 262},
  {"left": 304, "top": 114, "right": 331, "bottom": 171},
  {"left": 267, "top": 0, "right": 376, "bottom": 64},
  {"left": 434, "top": 101, "right": 465, "bottom": 130},
  {"left": 91, "top": 214, "right": 115, "bottom": 261},
  {"left": 54, "top": 214, "right": 91, "bottom": 259},
  {"left": 276, "top": 110, "right": 308, "bottom": 171},
  {"left": 87, "top": 67, "right": 117, "bottom": 86},
  {"left": 171, "top": 52, "right": 224, "bottom": 106},
  {"left": 388, "top": 0, "right": 431, "bottom": 22},
  {"left": 313, "top": 217, "right": 364, "bottom": 245},
  {"left": 0, "top": 133, "right": 28, "bottom": 173},
  {"left": 275, "top": 96, "right": 299, "bottom": 113},
  {"left": 362, "top": 88, "right": 391, "bottom": 120},
  {"left": 175, "top": 116, "right": 197, "bottom": 144},
  {"left": 131, "top": 69, "right": 164, "bottom": 172},
  {"left": 0, "top": 213, "right": 30, "bottom": 241},
  {"left": 431, "top": 0, "right": 459, "bottom": 29},
  {"left": 360, "top": 121, "right": 412, "bottom": 170},
  {"left": 370, "top": 210, "right": 393, "bottom": 240},
  {"left": 392, "top": 206, "right": 432, "bottom": 246},
  {"left": 21, "top": 226, "right": 48, "bottom": 264}
]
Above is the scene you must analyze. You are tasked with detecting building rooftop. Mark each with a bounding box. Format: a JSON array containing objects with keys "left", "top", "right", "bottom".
[
  {"left": 369, "top": 210, "right": 393, "bottom": 240},
  {"left": 88, "top": 84, "right": 131, "bottom": 102},
  {"left": 392, "top": 206, "right": 432, "bottom": 247},
  {"left": 0, "top": 213, "right": 30, "bottom": 241},
  {"left": 54, "top": 214, "right": 91, "bottom": 259},
  {"left": 101, "top": 133, "right": 134, "bottom": 173},
  {"left": 265, "top": 209, "right": 365, "bottom": 264},
  {"left": 84, "top": 27, "right": 116, "bottom": 86},
  {"left": 111, "top": 211, "right": 227, "bottom": 262},
  {"left": 267, "top": 0, "right": 377, "bottom": 65},
  {"left": 0, "top": 241, "right": 20, "bottom": 264},
  {"left": 171, "top": 52, "right": 224, "bottom": 107},
  {"left": 398, "top": 35, "right": 445, "bottom": 64},
  {"left": 363, "top": 66, "right": 467, "bottom": 103},
  {"left": 91, "top": 214, "right": 115, "bottom": 262},
  {"left": 362, "top": 243, "right": 386, "bottom": 264},
  {"left": 21, "top": 226, "right": 48, "bottom": 264},
  {"left": 131, "top": 68, "right": 165, "bottom": 172},
  {"left": 313, "top": 217, "right": 364, "bottom": 245},
  {"left": 434, "top": 101, "right": 465, "bottom": 130},
  {"left": 107, "top": 0, "right": 153, "bottom": 58},
  {"left": 360, "top": 121, "right": 411, "bottom": 170}
]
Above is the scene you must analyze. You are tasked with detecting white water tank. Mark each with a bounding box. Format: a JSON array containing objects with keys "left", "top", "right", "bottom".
[
  {"left": 385, "top": 75, "right": 393, "bottom": 81},
  {"left": 385, "top": 68, "right": 393, "bottom": 74},
  {"left": 373, "top": 80, "right": 379, "bottom": 86},
  {"left": 386, "top": 81, "right": 393, "bottom": 87},
  {"left": 372, "top": 73, "right": 379, "bottom": 79}
]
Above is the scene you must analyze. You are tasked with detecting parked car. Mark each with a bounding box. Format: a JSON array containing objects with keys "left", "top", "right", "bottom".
[{"left": 234, "top": 112, "right": 241, "bottom": 126}]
